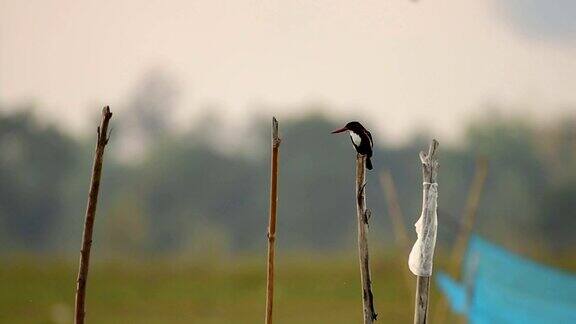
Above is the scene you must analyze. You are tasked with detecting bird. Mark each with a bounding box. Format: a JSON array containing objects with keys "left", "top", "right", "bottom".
[{"left": 331, "top": 121, "right": 374, "bottom": 170}]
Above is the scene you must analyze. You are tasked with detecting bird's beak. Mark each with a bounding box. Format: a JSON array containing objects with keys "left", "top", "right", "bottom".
[{"left": 331, "top": 126, "right": 348, "bottom": 134}]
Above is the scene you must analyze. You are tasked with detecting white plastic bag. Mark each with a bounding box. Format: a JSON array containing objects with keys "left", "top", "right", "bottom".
[{"left": 408, "top": 182, "right": 438, "bottom": 277}]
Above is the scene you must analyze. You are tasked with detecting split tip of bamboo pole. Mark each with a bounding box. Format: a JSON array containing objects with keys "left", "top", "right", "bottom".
[
  {"left": 419, "top": 139, "right": 439, "bottom": 166},
  {"left": 425, "top": 139, "right": 439, "bottom": 157},
  {"left": 271, "top": 117, "right": 280, "bottom": 146}
]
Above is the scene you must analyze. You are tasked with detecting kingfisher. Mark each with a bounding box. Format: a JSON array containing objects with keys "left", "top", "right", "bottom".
[{"left": 331, "top": 121, "right": 374, "bottom": 170}]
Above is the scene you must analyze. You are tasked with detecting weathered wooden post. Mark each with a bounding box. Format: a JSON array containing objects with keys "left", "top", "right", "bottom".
[
  {"left": 356, "top": 154, "right": 378, "bottom": 324},
  {"left": 409, "top": 140, "right": 439, "bottom": 324},
  {"left": 75, "top": 106, "right": 113, "bottom": 324},
  {"left": 265, "top": 117, "right": 281, "bottom": 324},
  {"left": 331, "top": 122, "right": 377, "bottom": 323}
]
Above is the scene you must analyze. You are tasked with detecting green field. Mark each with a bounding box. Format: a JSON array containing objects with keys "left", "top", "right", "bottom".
[
  {"left": 0, "top": 254, "right": 432, "bottom": 323},
  {"left": 4, "top": 252, "right": 572, "bottom": 323}
]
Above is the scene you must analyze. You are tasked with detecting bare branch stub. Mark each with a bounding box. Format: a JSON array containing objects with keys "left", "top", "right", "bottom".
[
  {"left": 364, "top": 209, "right": 371, "bottom": 224},
  {"left": 106, "top": 127, "right": 113, "bottom": 144}
]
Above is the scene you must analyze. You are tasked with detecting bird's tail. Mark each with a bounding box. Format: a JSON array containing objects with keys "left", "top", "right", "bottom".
[{"left": 366, "top": 156, "right": 373, "bottom": 170}]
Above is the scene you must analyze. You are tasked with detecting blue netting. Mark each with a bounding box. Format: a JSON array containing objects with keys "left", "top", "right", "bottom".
[{"left": 437, "top": 235, "right": 576, "bottom": 324}]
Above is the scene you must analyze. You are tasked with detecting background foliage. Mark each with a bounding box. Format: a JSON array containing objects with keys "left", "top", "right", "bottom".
[{"left": 1, "top": 103, "right": 575, "bottom": 257}]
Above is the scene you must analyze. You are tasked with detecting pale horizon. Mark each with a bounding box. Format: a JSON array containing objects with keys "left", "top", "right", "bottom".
[{"left": 1, "top": 0, "right": 575, "bottom": 144}]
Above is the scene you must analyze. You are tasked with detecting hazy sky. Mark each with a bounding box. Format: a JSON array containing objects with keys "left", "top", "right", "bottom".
[{"left": 1, "top": 0, "right": 575, "bottom": 143}]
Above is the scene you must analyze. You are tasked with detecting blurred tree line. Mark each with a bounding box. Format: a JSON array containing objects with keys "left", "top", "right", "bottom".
[
  {"left": 0, "top": 70, "right": 575, "bottom": 257},
  {"left": 1, "top": 104, "right": 575, "bottom": 258}
]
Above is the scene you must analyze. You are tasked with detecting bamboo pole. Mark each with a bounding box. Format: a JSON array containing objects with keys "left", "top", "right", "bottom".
[
  {"left": 412, "top": 140, "right": 439, "bottom": 324},
  {"left": 265, "top": 117, "right": 281, "bottom": 324},
  {"left": 75, "top": 106, "right": 113, "bottom": 324},
  {"left": 380, "top": 170, "right": 412, "bottom": 290},
  {"left": 433, "top": 157, "right": 488, "bottom": 324},
  {"left": 356, "top": 154, "right": 377, "bottom": 324},
  {"left": 449, "top": 157, "right": 488, "bottom": 272}
]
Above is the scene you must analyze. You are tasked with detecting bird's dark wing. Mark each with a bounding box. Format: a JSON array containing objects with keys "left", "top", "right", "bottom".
[{"left": 365, "top": 129, "right": 373, "bottom": 148}]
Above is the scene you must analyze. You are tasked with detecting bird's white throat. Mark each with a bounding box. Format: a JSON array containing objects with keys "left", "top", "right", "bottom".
[{"left": 349, "top": 131, "right": 361, "bottom": 146}]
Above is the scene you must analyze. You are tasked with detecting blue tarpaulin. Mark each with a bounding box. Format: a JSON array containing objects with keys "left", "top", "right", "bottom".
[{"left": 437, "top": 235, "right": 576, "bottom": 324}]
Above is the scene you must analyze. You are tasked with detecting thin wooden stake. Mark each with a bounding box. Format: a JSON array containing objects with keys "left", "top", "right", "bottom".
[
  {"left": 356, "top": 154, "right": 377, "bottom": 324},
  {"left": 74, "top": 106, "right": 113, "bottom": 324},
  {"left": 265, "top": 117, "right": 281, "bottom": 324},
  {"left": 449, "top": 157, "right": 488, "bottom": 271},
  {"left": 433, "top": 157, "right": 488, "bottom": 323},
  {"left": 380, "top": 170, "right": 412, "bottom": 291},
  {"left": 413, "top": 140, "right": 439, "bottom": 324}
]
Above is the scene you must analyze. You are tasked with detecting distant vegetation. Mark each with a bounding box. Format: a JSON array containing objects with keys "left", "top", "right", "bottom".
[{"left": 0, "top": 102, "right": 574, "bottom": 258}]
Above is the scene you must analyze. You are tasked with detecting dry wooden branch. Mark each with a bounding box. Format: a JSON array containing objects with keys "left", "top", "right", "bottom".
[
  {"left": 265, "top": 117, "right": 280, "bottom": 324},
  {"left": 413, "top": 139, "right": 439, "bottom": 324},
  {"left": 74, "top": 106, "right": 113, "bottom": 324},
  {"left": 380, "top": 170, "right": 412, "bottom": 291},
  {"left": 356, "top": 154, "right": 377, "bottom": 323},
  {"left": 450, "top": 157, "right": 488, "bottom": 270}
]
